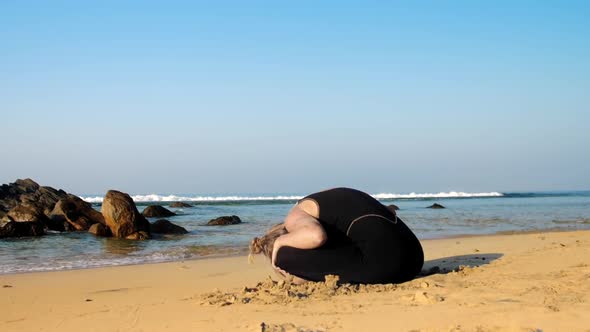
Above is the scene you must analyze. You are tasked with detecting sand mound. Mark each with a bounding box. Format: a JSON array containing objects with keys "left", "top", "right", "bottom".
[{"left": 200, "top": 274, "right": 416, "bottom": 306}]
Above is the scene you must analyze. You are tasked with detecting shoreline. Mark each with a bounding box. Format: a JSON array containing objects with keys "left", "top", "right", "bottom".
[
  {"left": 2, "top": 229, "right": 590, "bottom": 331},
  {"left": 1, "top": 225, "right": 588, "bottom": 277}
]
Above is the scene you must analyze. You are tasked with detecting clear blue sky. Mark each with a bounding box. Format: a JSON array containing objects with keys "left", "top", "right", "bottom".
[{"left": 1, "top": 1, "right": 588, "bottom": 195}]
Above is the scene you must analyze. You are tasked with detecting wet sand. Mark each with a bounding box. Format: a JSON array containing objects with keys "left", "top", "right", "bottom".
[{"left": 1, "top": 230, "right": 590, "bottom": 331}]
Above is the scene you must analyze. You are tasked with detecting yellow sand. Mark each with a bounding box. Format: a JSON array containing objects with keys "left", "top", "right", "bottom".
[{"left": 1, "top": 230, "right": 590, "bottom": 332}]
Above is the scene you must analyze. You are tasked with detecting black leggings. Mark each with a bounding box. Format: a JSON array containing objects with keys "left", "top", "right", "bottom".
[{"left": 275, "top": 216, "right": 423, "bottom": 284}]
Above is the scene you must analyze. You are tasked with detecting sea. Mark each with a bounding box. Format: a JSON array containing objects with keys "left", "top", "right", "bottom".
[{"left": 1, "top": 190, "right": 589, "bottom": 274}]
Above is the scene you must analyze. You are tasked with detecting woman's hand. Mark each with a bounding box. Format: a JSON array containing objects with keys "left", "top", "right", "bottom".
[{"left": 271, "top": 235, "right": 283, "bottom": 267}]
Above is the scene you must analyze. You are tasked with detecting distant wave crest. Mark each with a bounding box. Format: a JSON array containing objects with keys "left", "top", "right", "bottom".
[
  {"left": 373, "top": 191, "right": 504, "bottom": 199},
  {"left": 81, "top": 194, "right": 306, "bottom": 203},
  {"left": 80, "top": 191, "right": 503, "bottom": 203}
]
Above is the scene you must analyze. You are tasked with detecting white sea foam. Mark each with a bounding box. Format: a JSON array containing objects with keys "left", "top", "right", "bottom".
[
  {"left": 80, "top": 194, "right": 306, "bottom": 203},
  {"left": 0, "top": 250, "right": 192, "bottom": 274},
  {"left": 80, "top": 191, "right": 503, "bottom": 203}
]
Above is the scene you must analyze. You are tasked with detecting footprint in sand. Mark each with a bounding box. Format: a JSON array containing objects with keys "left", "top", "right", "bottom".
[
  {"left": 403, "top": 291, "right": 445, "bottom": 305},
  {"left": 260, "top": 322, "right": 326, "bottom": 332}
]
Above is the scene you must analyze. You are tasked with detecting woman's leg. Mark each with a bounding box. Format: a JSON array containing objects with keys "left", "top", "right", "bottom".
[
  {"left": 276, "top": 217, "right": 400, "bottom": 284},
  {"left": 275, "top": 244, "right": 365, "bottom": 283},
  {"left": 346, "top": 217, "right": 402, "bottom": 283},
  {"left": 393, "top": 217, "right": 424, "bottom": 282}
]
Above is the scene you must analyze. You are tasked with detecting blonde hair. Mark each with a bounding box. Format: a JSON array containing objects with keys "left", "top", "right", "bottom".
[{"left": 248, "top": 223, "right": 287, "bottom": 263}]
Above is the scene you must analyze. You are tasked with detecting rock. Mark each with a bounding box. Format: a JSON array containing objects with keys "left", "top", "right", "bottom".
[
  {"left": 0, "top": 178, "right": 41, "bottom": 212},
  {"left": 16, "top": 221, "right": 45, "bottom": 237},
  {"left": 0, "top": 220, "right": 14, "bottom": 237},
  {"left": 0, "top": 178, "right": 100, "bottom": 235},
  {"left": 427, "top": 203, "right": 445, "bottom": 209},
  {"left": 169, "top": 202, "right": 193, "bottom": 208},
  {"left": 207, "top": 215, "right": 242, "bottom": 226},
  {"left": 6, "top": 203, "right": 48, "bottom": 223},
  {"left": 151, "top": 219, "right": 188, "bottom": 234},
  {"left": 49, "top": 195, "right": 105, "bottom": 231},
  {"left": 88, "top": 223, "right": 112, "bottom": 237},
  {"left": 386, "top": 204, "right": 399, "bottom": 212},
  {"left": 14, "top": 178, "right": 40, "bottom": 192},
  {"left": 124, "top": 231, "right": 150, "bottom": 240},
  {"left": 44, "top": 215, "right": 75, "bottom": 233},
  {"left": 0, "top": 220, "right": 45, "bottom": 238},
  {"left": 101, "top": 190, "right": 151, "bottom": 240},
  {"left": 0, "top": 178, "right": 69, "bottom": 220},
  {"left": 21, "top": 186, "right": 69, "bottom": 217},
  {"left": 142, "top": 205, "right": 176, "bottom": 218}
]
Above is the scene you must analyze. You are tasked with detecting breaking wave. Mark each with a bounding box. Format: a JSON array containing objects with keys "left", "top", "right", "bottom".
[
  {"left": 372, "top": 191, "right": 504, "bottom": 199},
  {"left": 80, "top": 191, "right": 504, "bottom": 203}
]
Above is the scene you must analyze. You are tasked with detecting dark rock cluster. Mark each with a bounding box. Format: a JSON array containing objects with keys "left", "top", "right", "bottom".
[
  {"left": 0, "top": 179, "right": 189, "bottom": 240},
  {"left": 1, "top": 178, "right": 69, "bottom": 237}
]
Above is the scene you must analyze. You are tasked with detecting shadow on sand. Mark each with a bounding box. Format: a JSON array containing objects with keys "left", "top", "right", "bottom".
[{"left": 419, "top": 253, "right": 503, "bottom": 276}]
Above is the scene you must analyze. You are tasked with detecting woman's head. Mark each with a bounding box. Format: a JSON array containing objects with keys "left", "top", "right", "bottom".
[{"left": 249, "top": 223, "right": 287, "bottom": 261}]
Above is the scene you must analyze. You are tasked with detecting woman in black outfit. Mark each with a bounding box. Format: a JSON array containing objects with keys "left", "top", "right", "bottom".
[{"left": 249, "top": 187, "right": 424, "bottom": 284}]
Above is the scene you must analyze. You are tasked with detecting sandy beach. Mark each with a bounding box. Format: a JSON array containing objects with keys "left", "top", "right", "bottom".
[{"left": 1, "top": 229, "right": 589, "bottom": 332}]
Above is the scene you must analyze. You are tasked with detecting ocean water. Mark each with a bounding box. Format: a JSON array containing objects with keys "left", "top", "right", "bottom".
[{"left": 1, "top": 191, "right": 589, "bottom": 274}]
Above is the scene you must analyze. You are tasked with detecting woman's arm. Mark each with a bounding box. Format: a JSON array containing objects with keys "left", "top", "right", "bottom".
[{"left": 271, "top": 204, "right": 327, "bottom": 266}]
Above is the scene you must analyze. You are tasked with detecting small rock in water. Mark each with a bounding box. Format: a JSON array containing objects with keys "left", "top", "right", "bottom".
[
  {"left": 150, "top": 219, "right": 188, "bottom": 234},
  {"left": 88, "top": 223, "right": 112, "bottom": 237},
  {"left": 142, "top": 205, "right": 176, "bottom": 218},
  {"left": 387, "top": 204, "right": 399, "bottom": 211},
  {"left": 169, "top": 202, "right": 193, "bottom": 208},
  {"left": 207, "top": 215, "right": 242, "bottom": 226},
  {"left": 426, "top": 203, "right": 445, "bottom": 209}
]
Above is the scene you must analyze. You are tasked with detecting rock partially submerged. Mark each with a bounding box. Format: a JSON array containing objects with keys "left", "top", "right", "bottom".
[
  {"left": 151, "top": 219, "right": 188, "bottom": 234},
  {"left": 0, "top": 220, "right": 45, "bottom": 238},
  {"left": 142, "top": 205, "right": 176, "bottom": 218},
  {"left": 1, "top": 179, "right": 192, "bottom": 242},
  {"left": 101, "top": 190, "right": 151, "bottom": 240},
  {"left": 387, "top": 204, "right": 399, "bottom": 211},
  {"left": 169, "top": 202, "right": 193, "bottom": 208},
  {"left": 427, "top": 203, "right": 446, "bottom": 209},
  {"left": 88, "top": 223, "right": 112, "bottom": 237},
  {"left": 0, "top": 179, "right": 77, "bottom": 237},
  {"left": 0, "top": 179, "right": 69, "bottom": 217},
  {"left": 207, "top": 215, "right": 242, "bottom": 226},
  {"left": 50, "top": 195, "right": 105, "bottom": 231}
]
